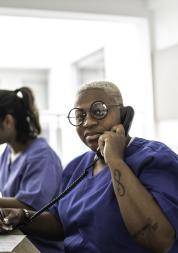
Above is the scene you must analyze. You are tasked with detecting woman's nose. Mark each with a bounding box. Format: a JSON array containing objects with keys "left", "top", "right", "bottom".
[{"left": 83, "top": 113, "right": 97, "bottom": 127}]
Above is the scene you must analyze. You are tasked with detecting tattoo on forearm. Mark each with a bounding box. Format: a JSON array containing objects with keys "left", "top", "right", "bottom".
[
  {"left": 132, "top": 218, "right": 158, "bottom": 240},
  {"left": 113, "top": 169, "right": 125, "bottom": 196}
]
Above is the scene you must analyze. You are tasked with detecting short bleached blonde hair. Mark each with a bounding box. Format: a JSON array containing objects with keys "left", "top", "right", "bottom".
[{"left": 76, "top": 81, "right": 123, "bottom": 105}]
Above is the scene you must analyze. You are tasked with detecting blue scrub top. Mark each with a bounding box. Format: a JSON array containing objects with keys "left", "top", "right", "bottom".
[
  {"left": 0, "top": 137, "right": 64, "bottom": 253},
  {"left": 51, "top": 137, "right": 178, "bottom": 253}
]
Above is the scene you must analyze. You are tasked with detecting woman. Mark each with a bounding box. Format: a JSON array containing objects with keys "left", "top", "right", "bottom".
[
  {"left": 0, "top": 81, "right": 178, "bottom": 253},
  {"left": 0, "top": 87, "right": 64, "bottom": 253}
]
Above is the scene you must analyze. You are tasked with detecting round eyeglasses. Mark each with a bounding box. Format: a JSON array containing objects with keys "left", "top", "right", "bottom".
[{"left": 67, "top": 101, "right": 120, "bottom": 126}]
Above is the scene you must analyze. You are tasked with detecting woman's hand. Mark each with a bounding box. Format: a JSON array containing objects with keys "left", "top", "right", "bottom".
[
  {"left": 98, "top": 124, "right": 126, "bottom": 163},
  {"left": 0, "top": 208, "right": 24, "bottom": 233},
  {"left": 0, "top": 208, "right": 64, "bottom": 240}
]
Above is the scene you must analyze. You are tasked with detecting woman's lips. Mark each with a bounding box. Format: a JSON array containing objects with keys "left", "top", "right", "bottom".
[{"left": 85, "top": 133, "right": 101, "bottom": 142}]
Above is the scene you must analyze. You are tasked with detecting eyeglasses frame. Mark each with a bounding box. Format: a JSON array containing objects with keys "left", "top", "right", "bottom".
[{"left": 67, "top": 100, "right": 121, "bottom": 126}]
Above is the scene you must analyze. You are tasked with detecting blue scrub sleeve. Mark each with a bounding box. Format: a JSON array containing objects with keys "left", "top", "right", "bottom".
[
  {"left": 139, "top": 150, "right": 178, "bottom": 238},
  {"left": 15, "top": 156, "right": 62, "bottom": 210}
]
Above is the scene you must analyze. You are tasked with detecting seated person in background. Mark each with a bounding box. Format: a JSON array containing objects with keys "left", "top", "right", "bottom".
[
  {"left": 0, "top": 81, "right": 178, "bottom": 253},
  {"left": 0, "top": 87, "right": 64, "bottom": 253}
]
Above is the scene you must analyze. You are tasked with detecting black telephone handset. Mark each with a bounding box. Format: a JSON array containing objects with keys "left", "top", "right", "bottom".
[
  {"left": 120, "top": 106, "right": 134, "bottom": 136},
  {"left": 17, "top": 107, "right": 134, "bottom": 227}
]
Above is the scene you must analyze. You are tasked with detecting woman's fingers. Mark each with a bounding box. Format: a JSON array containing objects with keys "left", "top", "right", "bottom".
[
  {"left": 111, "top": 124, "right": 125, "bottom": 135},
  {"left": 0, "top": 208, "right": 24, "bottom": 233},
  {"left": 0, "top": 209, "right": 13, "bottom": 232}
]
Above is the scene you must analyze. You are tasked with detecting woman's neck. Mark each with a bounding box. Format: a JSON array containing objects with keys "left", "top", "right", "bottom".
[
  {"left": 9, "top": 139, "right": 34, "bottom": 154},
  {"left": 93, "top": 157, "right": 106, "bottom": 176}
]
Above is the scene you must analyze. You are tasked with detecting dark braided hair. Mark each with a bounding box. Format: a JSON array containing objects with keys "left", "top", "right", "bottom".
[{"left": 0, "top": 86, "right": 41, "bottom": 143}]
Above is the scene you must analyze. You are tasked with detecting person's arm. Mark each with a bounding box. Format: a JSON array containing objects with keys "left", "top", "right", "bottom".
[
  {"left": 0, "top": 208, "right": 64, "bottom": 240},
  {"left": 98, "top": 125, "right": 175, "bottom": 253},
  {"left": 0, "top": 197, "right": 33, "bottom": 209},
  {"left": 109, "top": 158, "right": 175, "bottom": 253}
]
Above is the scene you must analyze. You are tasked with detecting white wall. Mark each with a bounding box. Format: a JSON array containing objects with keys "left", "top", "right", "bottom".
[
  {"left": 148, "top": 0, "right": 178, "bottom": 152},
  {"left": 104, "top": 19, "right": 154, "bottom": 138},
  {"left": 0, "top": 68, "right": 48, "bottom": 110},
  {"left": 0, "top": 0, "right": 148, "bottom": 17},
  {"left": 148, "top": 0, "right": 178, "bottom": 49}
]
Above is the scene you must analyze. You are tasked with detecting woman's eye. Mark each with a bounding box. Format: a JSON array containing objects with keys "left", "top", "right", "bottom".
[
  {"left": 95, "top": 109, "right": 102, "bottom": 116},
  {"left": 75, "top": 112, "right": 83, "bottom": 119},
  {"left": 93, "top": 108, "right": 107, "bottom": 118}
]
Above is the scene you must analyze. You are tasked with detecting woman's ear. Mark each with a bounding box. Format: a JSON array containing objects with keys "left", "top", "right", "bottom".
[{"left": 3, "top": 114, "right": 15, "bottom": 129}]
